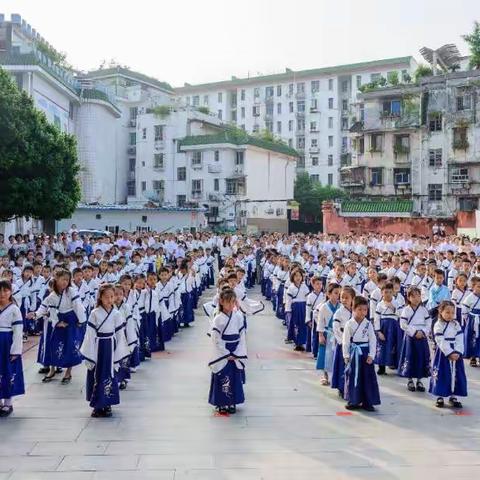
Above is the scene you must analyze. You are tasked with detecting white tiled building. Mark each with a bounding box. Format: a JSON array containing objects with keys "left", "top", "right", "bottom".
[{"left": 175, "top": 57, "right": 417, "bottom": 186}]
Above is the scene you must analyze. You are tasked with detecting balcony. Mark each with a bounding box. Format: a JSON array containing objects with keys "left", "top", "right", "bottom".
[
  {"left": 154, "top": 139, "right": 164, "bottom": 149},
  {"left": 128, "top": 171, "right": 136, "bottom": 181},
  {"left": 340, "top": 153, "right": 352, "bottom": 168},
  {"left": 453, "top": 138, "right": 469, "bottom": 150},
  {"left": 191, "top": 191, "right": 204, "bottom": 200},
  {"left": 209, "top": 193, "right": 221, "bottom": 202},
  {"left": 230, "top": 165, "right": 245, "bottom": 177},
  {"left": 208, "top": 164, "right": 222, "bottom": 174},
  {"left": 296, "top": 91, "right": 306, "bottom": 99},
  {"left": 153, "top": 164, "right": 165, "bottom": 171},
  {"left": 340, "top": 167, "right": 365, "bottom": 189},
  {"left": 127, "top": 145, "right": 136, "bottom": 155},
  {"left": 309, "top": 147, "right": 320, "bottom": 154},
  {"left": 296, "top": 111, "right": 305, "bottom": 118},
  {"left": 191, "top": 161, "right": 203, "bottom": 170},
  {"left": 310, "top": 106, "right": 319, "bottom": 113}
]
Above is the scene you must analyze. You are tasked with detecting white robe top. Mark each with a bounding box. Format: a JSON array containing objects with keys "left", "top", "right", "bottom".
[
  {"left": 434, "top": 319, "right": 464, "bottom": 357},
  {"left": 285, "top": 283, "right": 310, "bottom": 312},
  {"left": 35, "top": 287, "right": 86, "bottom": 328},
  {"left": 374, "top": 299, "right": 402, "bottom": 331},
  {"left": 316, "top": 301, "right": 338, "bottom": 333},
  {"left": 306, "top": 291, "right": 325, "bottom": 324},
  {"left": 342, "top": 318, "right": 376, "bottom": 360},
  {"left": 208, "top": 311, "right": 247, "bottom": 374},
  {"left": 399, "top": 305, "right": 431, "bottom": 337},
  {"left": 0, "top": 303, "right": 23, "bottom": 355},
  {"left": 332, "top": 305, "right": 352, "bottom": 344}
]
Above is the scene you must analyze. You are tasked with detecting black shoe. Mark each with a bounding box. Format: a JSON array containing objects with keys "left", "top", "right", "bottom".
[
  {"left": 61, "top": 376, "right": 72, "bottom": 385},
  {"left": 362, "top": 405, "right": 375, "bottom": 412},
  {"left": 345, "top": 404, "right": 360, "bottom": 410},
  {"left": 91, "top": 409, "right": 105, "bottom": 418},
  {"left": 293, "top": 345, "right": 304, "bottom": 352},
  {"left": 449, "top": 397, "right": 463, "bottom": 408},
  {"left": 38, "top": 367, "right": 50, "bottom": 374},
  {"left": 377, "top": 366, "right": 386, "bottom": 375},
  {"left": 119, "top": 381, "right": 127, "bottom": 390},
  {"left": 435, "top": 397, "right": 444, "bottom": 408},
  {"left": 42, "top": 372, "right": 56, "bottom": 383},
  {"left": 0, "top": 406, "right": 13, "bottom": 417},
  {"left": 407, "top": 380, "right": 416, "bottom": 392},
  {"left": 469, "top": 358, "right": 477, "bottom": 367},
  {"left": 218, "top": 406, "right": 228, "bottom": 414},
  {"left": 416, "top": 380, "right": 425, "bottom": 392},
  {"left": 228, "top": 405, "right": 236, "bottom": 414},
  {"left": 183, "top": 323, "right": 190, "bottom": 328},
  {"left": 103, "top": 408, "right": 113, "bottom": 417}
]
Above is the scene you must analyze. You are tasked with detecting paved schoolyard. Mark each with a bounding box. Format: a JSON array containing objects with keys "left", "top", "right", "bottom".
[{"left": 2, "top": 286, "right": 480, "bottom": 479}]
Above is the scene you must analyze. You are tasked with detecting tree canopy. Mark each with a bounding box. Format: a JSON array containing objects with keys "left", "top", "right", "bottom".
[
  {"left": 294, "top": 172, "right": 345, "bottom": 222},
  {"left": 463, "top": 21, "right": 480, "bottom": 70},
  {"left": 0, "top": 67, "right": 81, "bottom": 222}
]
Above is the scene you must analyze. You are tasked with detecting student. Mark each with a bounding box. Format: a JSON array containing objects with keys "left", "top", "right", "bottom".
[
  {"left": 398, "top": 287, "right": 431, "bottom": 392},
  {"left": 429, "top": 300, "right": 467, "bottom": 408},
  {"left": 305, "top": 277, "right": 324, "bottom": 357},
  {"left": 343, "top": 295, "right": 380, "bottom": 412},
  {"left": 374, "top": 282, "right": 400, "bottom": 374},
  {"left": 0, "top": 280, "right": 25, "bottom": 417},
  {"left": 13, "top": 265, "right": 34, "bottom": 338},
  {"left": 285, "top": 269, "right": 310, "bottom": 351},
  {"left": 316, "top": 282, "right": 341, "bottom": 385},
  {"left": 80, "top": 284, "right": 130, "bottom": 417},
  {"left": 208, "top": 288, "right": 247, "bottom": 414},
  {"left": 331, "top": 286, "right": 355, "bottom": 398},
  {"left": 461, "top": 276, "right": 480, "bottom": 367},
  {"left": 29, "top": 269, "right": 86, "bottom": 383},
  {"left": 451, "top": 273, "right": 468, "bottom": 327},
  {"left": 427, "top": 269, "right": 451, "bottom": 324}
]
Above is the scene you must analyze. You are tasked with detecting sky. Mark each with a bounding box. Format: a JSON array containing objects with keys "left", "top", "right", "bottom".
[{"left": 2, "top": 0, "right": 477, "bottom": 87}]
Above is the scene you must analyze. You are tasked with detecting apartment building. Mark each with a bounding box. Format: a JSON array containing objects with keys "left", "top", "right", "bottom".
[
  {"left": 175, "top": 57, "right": 417, "bottom": 187},
  {"left": 345, "top": 69, "right": 480, "bottom": 218}
]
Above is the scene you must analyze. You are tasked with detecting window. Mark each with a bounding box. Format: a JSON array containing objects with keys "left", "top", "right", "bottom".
[
  {"left": 203, "top": 95, "right": 209, "bottom": 105},
  {"left": 328, "top": 136, "right": 333, "bottom": 147},
  {"left": 429, "top": 149, "right": 442, "bottom": 167},
  {"left": 297, "top": 136, "right": 305, "bottom": 149},
  {"left": 394, "top": 134, "right": 410, "bottom": 154},
  {"left": 192, "top": 151, "right": 202, "bottom": 167},
  {"left": 129, "top": 107, "right": 138, "bottom": 120},
  {"left": 342, "top": 99, "right": 348, "bottom": 112},
  {"left": 277, "top": 85, "right": 282, "bottom": 96},
  {"left": 214, "top": 178, "right": 220, "bottom": 191},
  {"left": 241, "top": 107, "right": 246, "bottom": 118},
  {"left": 177, "top": 195, "right": 186, "bottom": 207},
  {"left": 341, "top": 117, "right": 349, "bottom": 130},
  {"left": 235, "top": 151, "right": 244, "bottom": 166},
  {"left": 153, "top": 153, "right": 164, "bottom": 169},
  {"left": 141, "top": 128, "right": 147, "bottom": 140},
  {"left": 453, "top": 127, "right": 468, "bottom": 149},
  {"left": 328, "top": 117, "right": 333, "bottom": 128},
  {"left": 328, "top": 98, "right": 334, "bottom": 109},
  {"left": 370, "top": 133, "right": 383, "bottom": 152},
  {"left": 185, "top": 96, "right": 190, "bottom": 105},
  {"left": 69, "top": 101, "right": 74, "bottom": 120},
  {"left": 129, "top": 158, "right": 136, "bottom": 171},
  {"left": 288, "top": 139, "right": 293, "bottom": 148},
  {"left": 177, "top": 167, "right": 186, "bottom": 180},
  {"left": 401, "top": 70, "right": 408, "bottom": 81},
  {"left": 266, "top": 86, "right": 274, "bottom": 98},
  {"left": 359, "top": 137, "right": 365, "bottom": 154},
  {"left": 342, "top": 137, "right": 348, "bottom": 150},
  {"left": 311, "top": 99, "right": 318, "bottom": 111},
  {"left": 127, "top": 181, "right": 135, "bottom": 196},
  {"left": 253, "top": 106, "right": 260, "bottom": 116},
  {"left": 311, "top": 138, "right": 318, "bottom": 148},
  {"left": 277, "top": 103, "right": 282, "bottom": 114},
  {"left": 451, "top": 167, "right": 469, "bottom": 183},
  {"left": 277, "top": 121, "right": 282, "bottom": 133},
  {"left": 154, "top": 125, "right": 164, "bottom": 141},
  {"left": 288, "top": 120, "right": 293, "bottom": 131},
  {"left": 193, "top": 95, "right": 199, "bottom": 106},
  {"left": 289, "top": 102, "right": 294, "bottom": 113},
  {"left": 254, "top": 87, "right": 260, "bottom": 97},
  {"left": 297, "top": 100, "right": 305, "bottom": 112},
  {"left": 218, "top": 92, "right": 223, "bottom": 103},
  {"left": 328, "top": 79, "right": 333, "bottom": 90},
  {"left": 310, "top": 174, "right": 320, "bottom": 182},
  {"left": 429, "top": 113, "right": 442, "bottom": 132},
  {"left": 266, "top": 121, "right": 273, "bottom": 132},
  {"left": 141, "top": 181, "right": 146, "bottom": 191},
  {"left": 266, "top": 103, "right": 274, "bottom": 115},
  {"left": 382, "top": 99, "right": 401, "bottom": 116},
  {"left": 328, "top": 173, "right": 333, "bottom": 185},
  {"left": 311, "top": 80, "right": 320, "bottom": 93},
  {"left": 371, "top": 73, "right": 381, "bottom": 82},
  {"left": 394, "top": 168, "right": 410, "bottom": 185},
  {"left": 217, "top": 110, "right": 223, "bottom": 120},
  {"left": 428, "top": 184, "right": 442, "bottom": 201},
  {"left": 356, "top": 75, "right": 362, "bottom": 88},
  {"left": 129, "top": 132, "right": 136, "bottom": 145},
  {"left": 457, "top": 93, "right": 472, "bottom": 111},
  {"left": 312, "top": 157, "right": 319, "bottom": 166},
  {"left": 226, "top": 178, "right": 245, "bottom": 195},
  {"left": 297, "top": 82, "right": 305, "bottom": 94},
  {"left": 241, "top": 89, "right": 245, "bottom": 101},
  {"left": 310, "top": 121, "right": 317, "bottom": 132},
  {"left": 341, "top": 80, "right": 348, "bottom": 92},
  {"left": 459, "top": 197, "right": 478, "bottom": 211},
  {"left": 328, "top": 154, "right": 333, "bottom": 166},
  {"left": 214, "top": 151, "right": 220, "bottom": 162},
  {"left": 297, "top": 119, "right": 305, "bottom": 131},
  {"left": 192, "top": 179, "right": 203, "bottom": 195},
  {"left": 231, "top": 110, "right": 237, "bottom": 121},
  {"left": 152, "top": 180, "right": 164, "bottom": 192},
  {"left": 288, "top": 83, "right": 294, "bottom": 95},
  {"left": 371, "top": 168, "right": 383, "bottom": 185}
]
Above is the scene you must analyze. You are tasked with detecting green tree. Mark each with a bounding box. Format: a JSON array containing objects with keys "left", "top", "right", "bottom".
[
  {"left": 294, "top": 172, "right": 345, "bottom": 222},
  {"left": 463, "top": 21, "right": 480, "bottom": 69},
  {"left": 0, "top": 67, "right": 81, "bottom": 222},
  {"left": 414, "top": 64, "right": 433, "bottom": 83}
]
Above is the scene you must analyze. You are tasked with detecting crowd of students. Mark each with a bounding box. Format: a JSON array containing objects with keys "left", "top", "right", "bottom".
[{"left": 0, "top": 229, "right": 479, "bottom": 417}]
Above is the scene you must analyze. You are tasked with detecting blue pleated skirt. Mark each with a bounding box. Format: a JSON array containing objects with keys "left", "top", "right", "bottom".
[
  {"left": 208, "top": 361, "right": 245, "bottom": 407},
  {"left": 291, "top": 302, "right": 307, "bottom": 346},
  {"left": 331, "top": 343, "right": 345, "bottom": 396},
  {"left": 464, "top": 314, "right": 480, "bottom": 358},
  {"left": 429, "top": 348, "right": 467, "bottom": 398},
  {"left": 50, "top": 311, "right": 83, "bottom": 368},
  {"left": 0, "top": 332, "right": 24, "bottom": 399},
  {"left": 275, "top": 285, "right": 285, "bottom": 320},
  {"left": 181, "top": 292, "right": 195, "bottom": 325},
  {"left": 375, "top": 317, "right": 400, "bottom": 368},
  {"left": 398, "top": 335, "right": 431, "bottom": 379}
]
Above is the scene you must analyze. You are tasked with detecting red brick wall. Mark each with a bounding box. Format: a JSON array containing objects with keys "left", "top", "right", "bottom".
[{"left": 322, "top": 201, "right": 457, "bottom": 236}]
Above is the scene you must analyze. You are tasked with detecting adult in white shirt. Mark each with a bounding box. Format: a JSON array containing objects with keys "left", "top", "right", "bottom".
[{"left": 115, "top": 232, "right": 133, "bottom": 250}]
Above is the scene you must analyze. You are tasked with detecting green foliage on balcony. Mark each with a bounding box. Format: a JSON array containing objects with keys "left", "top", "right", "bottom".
[
  {"left": 148, "top": 105, "right": 171, "bottom": 117},
  {"left": 393, "top": 143, "right": 410, "bottom": 155},
  {"left": 196, "top": 106, "right": 210, "bottom": 114},
  {"left": 453, "top": 138, "right": 469, "bottom": 150}
]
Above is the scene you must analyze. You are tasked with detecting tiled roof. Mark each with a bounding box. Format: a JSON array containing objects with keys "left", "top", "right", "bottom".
[
  {"left": 85, "top": 66, "right": 174, "bottom": 93},
  {"left": 179, "top": 129, "right": 299, "bottom": 157},
  {"left": 175, "top": 57, "right": 414, "bottom": 92},
  {"left": 341, "top": 200, "right": 413, "bottom": 213}
]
